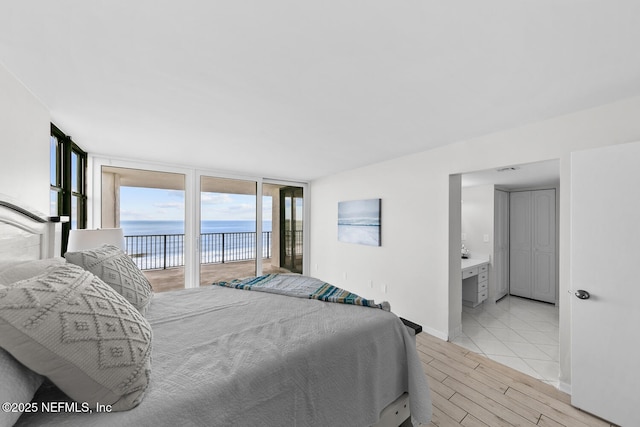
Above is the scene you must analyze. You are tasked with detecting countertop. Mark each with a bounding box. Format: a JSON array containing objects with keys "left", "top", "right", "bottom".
[{"left": 461, "top": 257, "right": 490, "bottom": 270}]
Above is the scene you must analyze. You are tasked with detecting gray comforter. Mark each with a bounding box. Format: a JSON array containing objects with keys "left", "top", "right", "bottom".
[{"left": 16, "top": 285, "right": 431, "bottom": 426}]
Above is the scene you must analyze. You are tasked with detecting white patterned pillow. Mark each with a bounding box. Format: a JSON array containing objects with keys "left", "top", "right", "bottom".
[
  {"left": 0, "top": 257, "right": 66, "bottom": 285},
  {"left": 0, "top": 263, "right": 152, "bottom": 411},
  {"left": 65, "top": 244, "right": 153, "bottom": 315}
]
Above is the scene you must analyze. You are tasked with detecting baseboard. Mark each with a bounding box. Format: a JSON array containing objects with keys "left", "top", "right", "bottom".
[
  {"left": 422, "top": 325, "right": 448, "bottom": 341},
  {"left": 558, "top": 381, "right": 571, "bottom": 395}
]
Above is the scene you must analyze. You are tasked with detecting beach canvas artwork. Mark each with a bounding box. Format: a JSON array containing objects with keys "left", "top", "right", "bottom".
[{"left": 338, "top": 199, "right": 381, "bottom": 246}]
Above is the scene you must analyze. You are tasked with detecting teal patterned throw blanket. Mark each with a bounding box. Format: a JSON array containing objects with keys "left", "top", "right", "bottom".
[{"left": 215, "top": 274, "right": 391, "bottom": 311}]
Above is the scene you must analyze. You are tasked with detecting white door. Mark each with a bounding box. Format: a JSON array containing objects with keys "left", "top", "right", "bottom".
[
  {"left": 494, "top": 189, "right": 509, "bottom": 300},
  {"left": 509, "top": 191, "right": 532, "bottom": 298},
  {"left": 571, "top": 141, "right": 640, "bottom": 426},
  {"left": 510, "top": 190, "right": 556, "bottom": 303},
  {"left": 531, "top": 189, "right": 556, "bottom": 303}
]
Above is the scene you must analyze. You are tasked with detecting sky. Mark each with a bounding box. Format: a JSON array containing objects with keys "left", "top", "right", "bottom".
[
  {"left": 120, "top": 187, "right": 273, "bottom": 221},
  {"left": 337, "top": 198, "right": 380, "bottom": 222}
]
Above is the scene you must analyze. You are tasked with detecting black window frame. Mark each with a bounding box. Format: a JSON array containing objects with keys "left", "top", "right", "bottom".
[{"left": 50, "top": 123, "right": 87, "bottom": 254}]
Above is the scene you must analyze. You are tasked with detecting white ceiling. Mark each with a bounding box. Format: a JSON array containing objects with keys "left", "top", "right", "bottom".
[
  {"left": 2, "top": 1, "right": 640, "bottom": 181},
  {"left": 461, "top": 159, "right": 559, "bottom": 189}
]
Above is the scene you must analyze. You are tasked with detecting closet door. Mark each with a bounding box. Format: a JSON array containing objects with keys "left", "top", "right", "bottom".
[
  {"left": 494, "top": 190, "right": 509, "bottom": 300},
  {"left": 509, "top": 189, "right": 557, "bottom": 303},
  {"left": 531, "top": 189, "right": 556, "bottom": 303},
  {"left": 509, "top": 191, "right": 532, "bottom": 298}
]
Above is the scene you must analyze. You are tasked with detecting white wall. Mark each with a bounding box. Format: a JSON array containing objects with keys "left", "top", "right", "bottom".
[
  {"left": 309, "top": 95, "right": 640, "bottom": 390},
  {"left": 0, "top": 63, "right": 50, "bottom": 213}
]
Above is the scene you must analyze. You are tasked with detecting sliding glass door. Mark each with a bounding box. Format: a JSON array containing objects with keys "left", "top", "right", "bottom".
[
  {"left": 199, "top": 180, "right": 305, "bottom": 285},
  {"left": 199, "top": 176, "right": 257, "bottom": 286},
  {"left": 101, "top": 166, "right": 186, "bottom": 292},
  {"left": 95, "top": 158, "right": 307, "bottom": 291},
  {"left": 263, "top": 183, "right": 304, "bottom": 275}
]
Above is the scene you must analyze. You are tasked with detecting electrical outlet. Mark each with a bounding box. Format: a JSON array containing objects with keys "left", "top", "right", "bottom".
[
  {"left": 369, "top": 280, "right": 373, "bottom": 289},
  {"left": 343, "top": 272, "right": 347, "bottom": 280},
  {"left": 483, "top": 234, "right": 489, "bottom": 242},
  {"left": 381, "top": 284, "right": 387, "bottom": 294}
]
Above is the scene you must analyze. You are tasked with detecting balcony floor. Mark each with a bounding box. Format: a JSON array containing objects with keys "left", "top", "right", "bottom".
[{"left": 142, "top": 258, "right": 292, "bottom": 293}]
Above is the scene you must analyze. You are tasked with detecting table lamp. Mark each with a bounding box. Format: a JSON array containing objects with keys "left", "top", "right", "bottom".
[{"left": 66, "top": 228, "right": 125, "bottom": 252}]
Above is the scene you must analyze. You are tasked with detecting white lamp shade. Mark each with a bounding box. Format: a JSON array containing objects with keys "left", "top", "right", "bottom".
[{"left": 66, "top": 228, "right": 125, "bottom": 252}]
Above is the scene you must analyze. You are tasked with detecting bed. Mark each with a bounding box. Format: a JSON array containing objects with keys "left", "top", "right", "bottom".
[{"left": 0, "top": 196, "right": 431, "bottom": 426}]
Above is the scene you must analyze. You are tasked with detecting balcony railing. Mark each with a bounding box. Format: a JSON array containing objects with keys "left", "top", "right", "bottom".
[{"left": 125, "top": 231, "right": 273, "bottom": 271}]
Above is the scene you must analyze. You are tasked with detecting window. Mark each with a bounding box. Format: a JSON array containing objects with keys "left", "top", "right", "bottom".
[{"left": 50, "top": 124, "right": 87, "bottom": 253}]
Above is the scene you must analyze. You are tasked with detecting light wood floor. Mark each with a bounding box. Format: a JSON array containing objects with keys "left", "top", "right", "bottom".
[{"left": 415, "top": 332, "right": 617, "bottom": 427}]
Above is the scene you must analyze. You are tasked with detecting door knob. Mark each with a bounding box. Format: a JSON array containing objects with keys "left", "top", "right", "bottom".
[{"left": 575, "top": 290, "right": 590, "bottom": 300}]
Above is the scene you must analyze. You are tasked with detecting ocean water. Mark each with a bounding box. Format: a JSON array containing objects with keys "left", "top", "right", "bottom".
[
  {"left": 121, "top": 220, "right": 272, "bottom": 236},
  {"left": 120, "top": 220, "right": 273, "bottom": 269}
]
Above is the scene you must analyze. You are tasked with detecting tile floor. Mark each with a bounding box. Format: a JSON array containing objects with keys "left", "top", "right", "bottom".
[{"left": 453, "top": 295, "right": 560, "bottom": 387}]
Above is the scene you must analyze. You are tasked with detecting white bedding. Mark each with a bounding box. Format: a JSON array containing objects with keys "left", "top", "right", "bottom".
[{"left": 16, "top": 285, "right": 431, "bottom": 426}]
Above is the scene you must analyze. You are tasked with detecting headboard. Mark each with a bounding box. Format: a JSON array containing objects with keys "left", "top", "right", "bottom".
[{"left": 0, "top": 195, "right": 64, "bottom": 262}]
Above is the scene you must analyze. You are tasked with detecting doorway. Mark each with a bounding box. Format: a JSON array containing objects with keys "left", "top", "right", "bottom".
[
  {"left": 279, "top": 186, "right": 304, "bottom": 274},
  {"left": 262, "top": 183, "right": 304, "bottom": 275},
  {"left": 451, "top": 159, "right": 560, "bottom": 385}
]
